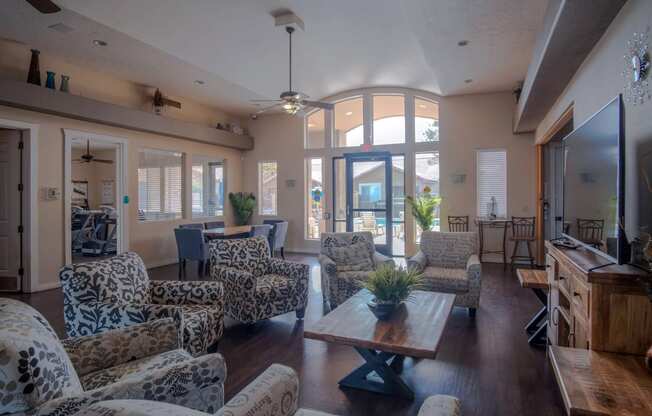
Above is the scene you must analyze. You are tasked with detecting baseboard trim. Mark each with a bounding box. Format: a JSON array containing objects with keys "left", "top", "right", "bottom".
[{"left": 28, "top": 280, "right": 61, "bottom": 293}]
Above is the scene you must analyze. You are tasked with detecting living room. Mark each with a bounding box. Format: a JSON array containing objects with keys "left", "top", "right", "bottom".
[{"left": 0, "top": 1, "right": 651, "bottom": 416}]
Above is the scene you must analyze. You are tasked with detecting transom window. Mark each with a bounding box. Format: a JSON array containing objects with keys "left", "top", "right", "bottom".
[
  {"left": 373, "top": 95, "right": 405, "bottom": 145},
  {"left": 333, "top": 97, "right": 363, "bottom": 148}
]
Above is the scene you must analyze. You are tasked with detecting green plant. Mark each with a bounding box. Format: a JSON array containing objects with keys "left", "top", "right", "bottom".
[
  {"left": 406, "top": 186, "right": 442, "bottom": 232},
  {"left": 364, "top": 264, "right": 423, "bottom": 304},
  {"left": 229, "top": 192, "right": 256, "bottom": 225}
]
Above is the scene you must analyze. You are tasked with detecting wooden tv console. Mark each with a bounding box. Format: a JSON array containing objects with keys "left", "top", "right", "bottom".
[{"left": 545, "top": 240, "right": 652, "bottom": 354}]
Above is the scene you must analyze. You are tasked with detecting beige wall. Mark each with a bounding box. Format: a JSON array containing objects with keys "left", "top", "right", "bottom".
[
  {"left": 535, "top": 0, "right": 652, "bottom": 242},
  {"left": 244, "top": 91, "right": 536, "bottom": 259}
]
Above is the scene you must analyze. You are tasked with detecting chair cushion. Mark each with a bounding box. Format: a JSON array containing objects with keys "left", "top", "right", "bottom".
[
  {"left": 209, "top": 236, "right": 270, "bottom": 277},
  {"left": 421, "top": 267, "right": 469, "bottom": 293},
  {"left": 79, "top": 349, "right": 192, "bottom": 390},
  {"left": 326, "top": 242, "right": 374, "bottom": 272},
  {"left": 0, "top": 298, "right": 83, "bottom": 414},
  {"left": 60, "top": 251, "right": 152, "bottom": 306}
]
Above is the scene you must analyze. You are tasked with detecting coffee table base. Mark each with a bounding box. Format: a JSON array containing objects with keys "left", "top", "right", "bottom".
[{"left": 338, "top": 347, "right": 414, "bottom": 400}]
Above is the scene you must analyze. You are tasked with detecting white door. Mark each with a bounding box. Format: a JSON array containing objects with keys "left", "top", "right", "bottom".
[{"left": 0, "top": 130, "right": 21, "bottom": 291}]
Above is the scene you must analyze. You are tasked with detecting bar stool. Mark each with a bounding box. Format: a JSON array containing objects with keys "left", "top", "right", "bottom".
[
  {"left": 510, "top": 216, "right": 536, "bottom": 268},
  {"left": 448, "top": 216, "right": 469, "bottom": 232}
]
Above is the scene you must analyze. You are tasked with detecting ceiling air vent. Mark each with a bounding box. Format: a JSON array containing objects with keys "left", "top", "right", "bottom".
[{"left": 48, "top": 23, "right": 75, "bottom": 34}]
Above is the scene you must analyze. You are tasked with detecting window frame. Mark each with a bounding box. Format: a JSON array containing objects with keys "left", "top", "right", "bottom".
[
  {"left": 414, "top": 96, "right": 440, "bottom": 143},
  {"left": 258, "top": 160, "right": 278, "bottom": 216},
  {"left": 372, "top": 94, "right": 406, "bottom": 145},
  {"left": 137, "top": 147, "right": 184, "bottom": 222},
  {"left": 305, "top": 157, "right": 324, "bottom": 240},
  {"left": 476, "top": 148, "right": 508, "bottom": 219},
  {"left": 332, "top": 95, "right": 365, "bottom": 149},
  {"left": 191, "top": 156, "right": 226, "bottom": 219}
]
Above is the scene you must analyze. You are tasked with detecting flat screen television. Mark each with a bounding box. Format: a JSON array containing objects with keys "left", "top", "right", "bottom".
[{"left": 562, "top": 96, "right": 626, "bottom": 264}]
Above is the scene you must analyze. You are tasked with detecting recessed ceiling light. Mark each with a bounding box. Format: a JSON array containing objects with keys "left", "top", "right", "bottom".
[
  {"left": 92, "top": 39, "right": 107, "bottom": 47},
  {"left": 345, "top": 111, "right": 353, "bottom": 116},
  {"left": 194, "top": 80, "right": 205, "bottom": 85},
  {"left": 458, "top": 40, "right": 469, "bottom": 47},
  {"left": 465, "top": 79, "right": 473, "bottom": 83}
]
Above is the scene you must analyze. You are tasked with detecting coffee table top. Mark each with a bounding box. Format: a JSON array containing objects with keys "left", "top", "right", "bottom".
[{"left": 304, "top": 290, "right": 455, "bottom": 359}]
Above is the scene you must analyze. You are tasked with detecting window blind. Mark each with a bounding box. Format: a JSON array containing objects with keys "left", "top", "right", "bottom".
[
  {"left": 258, "top": 161, "right": 278, "bottom": 215},
  {"left": 138, "top": 149, "right": 182, "bottom": 221},
  {"left": 477, "top": 150, "right": 507, "bottom": 218}
]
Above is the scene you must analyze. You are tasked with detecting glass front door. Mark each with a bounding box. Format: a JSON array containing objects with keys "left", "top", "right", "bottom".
[{"left": 340, "top": 152, "right": 393, "bottom": 255}]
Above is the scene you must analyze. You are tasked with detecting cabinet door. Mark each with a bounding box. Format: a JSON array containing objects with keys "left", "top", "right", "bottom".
[
  {"left": 546, "top": 255, "right": 560, "bottom": 345},
  {"left": 571, "top": 315, "right": 590, "bottom": 349}
]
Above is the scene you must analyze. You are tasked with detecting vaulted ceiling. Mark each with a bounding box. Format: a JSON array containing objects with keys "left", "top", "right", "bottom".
[{"left": 1, "top": 0, "right": 549, "bottom": 115}]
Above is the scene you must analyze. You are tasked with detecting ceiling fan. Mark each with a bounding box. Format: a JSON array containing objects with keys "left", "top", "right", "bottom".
[
  {"left": 73, "top": 140, "right": 114, "bottom": 164},
  {"left": 250, "top": 26, "right": 334, "bottom": 118},
  {"left": 24, "top": 0, "right": 61, "bottom": 14}
]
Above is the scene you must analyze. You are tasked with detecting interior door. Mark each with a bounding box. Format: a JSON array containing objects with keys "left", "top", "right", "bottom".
[
  {"left": 345, "top": 152, "right": 392, "bottom": 255},
  {"left": 544, "top": 140, "right": 565, "bottom": 240},
  {"left": 0, "top": 130, "right": 22, "bottom": 291}
]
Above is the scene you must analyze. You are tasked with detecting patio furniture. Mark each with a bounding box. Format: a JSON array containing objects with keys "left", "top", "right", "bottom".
[
  {"left": 510, "top": 216, "right": 536, "bottom": 268},
  {"left": 407, "top": 231, "right": 481, "bottom": 317},
  {"left": 319, "top": 231, "right": 395, "bottom": 309},
  {"left": 60, "top": 252, "right": 224, "bottom": 356},
  {"left": 264, "top": 219, "right": 289, "bottom": 258},
  {"left": 204, "top": 220, "right": 225, "bottom": 229},
  {"left": 174, "top": 227, "right": 210, "bottom": 278},
  {"left": 180, "top": 223, "right": 205, "bottom": 229},
  {"left": 209, "top": 236, "right": 309, "bottom": 324},
  {"left": 577, "top": 218, "right": 604, "bottom": 248},
  {"left": 304, "top": 290, "right": 455, "bottom": 400},
  {"left": 448, "top": 215, "right": 469, "bottom": 232},
  {"left": 0, "top": 298, "right": 226, "bottom": 416}
]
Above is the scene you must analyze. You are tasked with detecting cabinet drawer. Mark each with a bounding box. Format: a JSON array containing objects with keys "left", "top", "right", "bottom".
[{"left": 570, "top": 275, "right": 590, "bottom": 319}]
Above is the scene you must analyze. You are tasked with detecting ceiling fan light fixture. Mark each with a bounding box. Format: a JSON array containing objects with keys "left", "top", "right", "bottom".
[{"left": 282, "top": 102, "right": 301, "bottom": 114}]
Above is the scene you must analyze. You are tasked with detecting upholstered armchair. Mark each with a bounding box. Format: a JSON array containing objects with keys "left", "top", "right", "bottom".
[
  {"left": 408, "top": 231, "right": 482, "bottom": 317},
  {"left": 58, "top": 365, "right": 461, "bottom": 416},
  {"left": 59, "top": 251, "right": 224, "bottom": 356},
  {"left": 209, "top": 236, "right": 309, "bottom": 324},
  {"left": 0, "top": 298, "right": 226, "bottom": 416},
  {"left": 319, "top": 232, "right": 395, "bottom": 309}
]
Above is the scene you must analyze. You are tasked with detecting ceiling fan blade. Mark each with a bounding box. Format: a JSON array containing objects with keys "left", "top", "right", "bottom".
[
  {"left": 250, "top": 99, "right": 283, "bottom": 103},
  {"left": 93, "top": 159, "right": 114, "bottom": 164},
  {"left": 254, "top": 102, "right": 284, "bottom": 114},
  {"left": 301, "top": 100, "right": 334, "bottom": 110},
  {"left": 25, "top": 0, "right": 61, "bottom": 13}
]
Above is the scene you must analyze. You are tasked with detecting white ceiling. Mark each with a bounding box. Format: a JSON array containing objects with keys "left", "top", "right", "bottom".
[{"left": 1, "top": 0, "right": 548, "bottom": 116}]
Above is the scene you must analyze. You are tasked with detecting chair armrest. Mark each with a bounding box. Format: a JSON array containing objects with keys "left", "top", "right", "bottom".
[
  {"left": 466, "top": 254, "right": 481, "bottom": 283},
  {"left": 217, "top": 364, "right": 299, "bottom": 416},
  {"left": 417, "top": 395, "right": 461, "bottom": 416},
  {"left": 61, "top": 318, "right": 181, "bottom": 377},
  {"left": 150, "top": 280, "right": 223, "bottom": 306},
  {"left": 268, "top": 258, "right": 310, "bottom": 283},
  {"left": 33, "top": 353, "right": 227, "bottom": 416},
  {"left": 64, "top": 301, "right": 184, "bottom": 338},
  {"left": 407, "top": 251, "right": 427, "bottom": 272},
  {"left": 373, "top": 251, "right": 395, "bottom": 269},
  {"left": 212, "top": 265, "right": 256, "bottom": 300}
]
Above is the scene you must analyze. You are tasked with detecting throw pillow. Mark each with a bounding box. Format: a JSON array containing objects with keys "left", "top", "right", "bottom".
[{"left": 327, "top": 242, "right": 374, "bottom": 272}]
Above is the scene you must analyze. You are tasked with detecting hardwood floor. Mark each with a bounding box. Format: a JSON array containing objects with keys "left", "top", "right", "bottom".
[{"left": 5, "top": 255, "right": 566, "bottom": 416}]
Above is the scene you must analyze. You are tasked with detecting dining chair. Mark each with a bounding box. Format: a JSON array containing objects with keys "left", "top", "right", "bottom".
[
  {"left": 510, "top": 216, "right": 536, "bottom": 268},
  {"left": 204, "top": 220, "right": 225, "bottom": 229},
  {"left": 180, "top": 223, "right": 206, "bottom": 230},
  {"left": 174, "top": 227, "right": 209, "bottom": 278},
  {"left": 448, "top": 216, "right": 469, "bottom": 232},
  {"left": 264, "top": 219, "right": 289, "bottom": 258}
]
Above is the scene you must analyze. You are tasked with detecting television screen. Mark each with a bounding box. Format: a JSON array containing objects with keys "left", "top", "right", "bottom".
[{"left": 563, "top": 96, "right": 624, "bottom": 263}]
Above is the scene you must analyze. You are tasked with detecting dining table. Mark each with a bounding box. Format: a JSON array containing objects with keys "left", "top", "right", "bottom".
[{"left": 202, "top": 225, "right": 252, "bottom": 240}]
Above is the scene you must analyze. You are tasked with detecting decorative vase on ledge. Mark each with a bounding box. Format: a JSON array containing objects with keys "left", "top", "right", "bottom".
[
  {"left": 27, "top": 49, "right": 41, "bottom": 86},
  {"left": 45, "top": 71, "right": 56, "bottom": 90},
  {"left": 60, "top": 75, "right": 70, "bottom": 93}
]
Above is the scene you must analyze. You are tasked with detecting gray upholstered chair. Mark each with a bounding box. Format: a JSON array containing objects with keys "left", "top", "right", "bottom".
[
  {"left": 319, "top": 231, "right": 395, "bottom": 309},
  {"left": 180, "top": 223, "right": 205, "bottom": 229},
  {"left": 174, "top": 227, "right": 209, "bottom": 278},
  {"left": 408, "top": 231, "right": 481, "bottom": 317},
  {"left": 264, "top": 219, "right": 289, "bottom": 258},
  {"left": 60, "top": 365, "right": 461, "bottom": 416},
  {"left": 59, "top": 252, "right": 224, "bottom": 356},
  {"left": 249, "top": 224, "right": 274, "bottom": 255},
  {"left": 204, "top": 220, "right": 225, "bottom": 229},
  {"left": 209, "top": 236, "right": 309, "bottom": 324},
  {"left": 0, "top": 298, "right": 226, "bottom": 416}
]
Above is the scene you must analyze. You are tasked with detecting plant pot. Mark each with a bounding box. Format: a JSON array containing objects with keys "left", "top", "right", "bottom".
[{"left": 367, "top": 299, "right": 398, "bottom": 321}]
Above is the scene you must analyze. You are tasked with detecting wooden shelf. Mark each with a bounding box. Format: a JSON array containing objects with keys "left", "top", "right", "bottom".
[{"left": 0, "top": 79, "right": 253, "bottom": 150}]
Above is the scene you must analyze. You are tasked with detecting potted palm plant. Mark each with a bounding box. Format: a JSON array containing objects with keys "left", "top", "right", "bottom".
[
  {"left": 406, "top": 186, "right": 442, "bottom": 233},
  {"left": 228, "top": 192, "right": 256, "bottom": 225},
  {"left": 364, "top": 264, "right": 423, "bottom": 321}
]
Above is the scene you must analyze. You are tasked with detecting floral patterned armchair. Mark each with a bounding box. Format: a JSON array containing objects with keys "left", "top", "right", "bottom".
[
  {"left": 319, "top": 232, "right": 395, "bottom": 309},
  {"left": 59, "top": 251, "right": 224, "bottom": 356},
  {"left": 59, "top": 365, "right": 461, "bottom": 416},
  {"left": 209, "top": 236, "right": 310, "bottom": 324},
  {"left": 0, "top": 298, "right": 226, "bottom": 416}
]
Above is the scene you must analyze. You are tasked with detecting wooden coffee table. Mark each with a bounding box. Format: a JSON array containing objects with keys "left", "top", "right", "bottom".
[{"left": 304, "top": 289, "right": 455, "bottom": 399}]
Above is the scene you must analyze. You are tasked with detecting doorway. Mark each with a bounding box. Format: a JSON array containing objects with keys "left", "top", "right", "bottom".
[
  {"left": 64, "top": 130, "right": 128, "bottom": 264},
  {"left": 543, "top": 120, "right": 573, "bottom": 241},
  {"left": 0, "top": 129, "right": 23, "bottom": 291}
]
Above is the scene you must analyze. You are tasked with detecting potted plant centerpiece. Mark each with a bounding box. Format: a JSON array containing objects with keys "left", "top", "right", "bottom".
[
  {"left": 364, "top": 264, "right": 423, "bottom": 321},
  {"left": 406, "top": 186, "right": 442, "bottom": 234},
  {"left": 228, "top": 192, "right": 256, "bottom": 225}
]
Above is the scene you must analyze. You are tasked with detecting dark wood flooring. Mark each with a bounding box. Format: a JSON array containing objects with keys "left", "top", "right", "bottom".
[{"left": 6, "top": 255, "right": 565, "bottom": 416}]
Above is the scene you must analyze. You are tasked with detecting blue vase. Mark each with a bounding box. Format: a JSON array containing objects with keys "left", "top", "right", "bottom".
[{"left": 45, "top": 71, "right": 56, "bottom": 89}]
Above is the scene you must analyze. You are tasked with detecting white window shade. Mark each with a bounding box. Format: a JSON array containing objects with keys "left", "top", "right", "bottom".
[
  {"left": 477, "top": 150, "right": 507, "bottom": 218},
  {"left": 258, "top": 161, "right": 278, "bottom": 215},
  {"left": 138, "top": 149, "right": 183, "bottom": 221}
]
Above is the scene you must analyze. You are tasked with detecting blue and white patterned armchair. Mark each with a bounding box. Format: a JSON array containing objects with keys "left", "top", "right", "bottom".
[
  {"left": 59, "top": 251, "right": 224, "bottom": 357},
  {"left": 209, "top": 236, "right": 310, "bottom": 324},
  {"left": 0, "top": 298, "right": 226, "bottom": 416},
  {"left": 319, "top": 232, "right": 395, "bottom": 309},
  {"left": 407, "top": 231, "right": 482, "bottom": 317}
]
